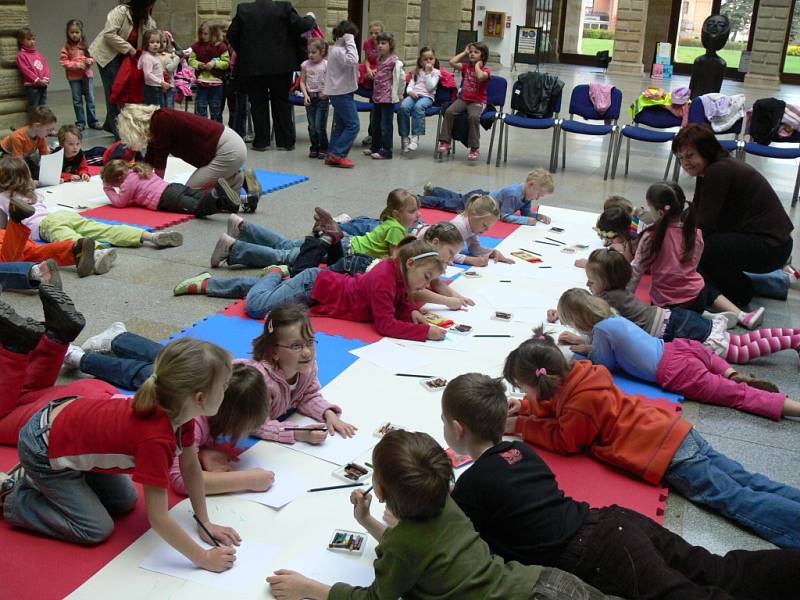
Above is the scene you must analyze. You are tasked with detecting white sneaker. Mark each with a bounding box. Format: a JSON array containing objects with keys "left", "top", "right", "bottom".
[
  {"left": 82, "top": 321, "right": 126, "bottom": 354},
  {"left": 408, "top": 135, "right": 419, "bottom": 151},
  {"left": 93, "top": 248, "right": 117, "bottom": 275},
  {"left": 401, "top": 137, "right": 410, "bottom": 153},
  {"left": 62, "top": 344, "right": 84, "bottom": 369},
  {"left": 151, "top": 230, "right": 183, "bottom": 248},
  {"left": 333, "top": 213, "right": 352, "bottom": 224},
  {"left": 227, "top": 213, "right": 244, "bottom": 238}
]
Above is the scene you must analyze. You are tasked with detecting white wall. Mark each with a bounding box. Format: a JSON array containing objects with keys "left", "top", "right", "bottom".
[
  {"left": 475, "top": 0, "right": 527, "bottom": 66},
  {"left": 26, "top": 0, "right": 119, "bottom": 92}
]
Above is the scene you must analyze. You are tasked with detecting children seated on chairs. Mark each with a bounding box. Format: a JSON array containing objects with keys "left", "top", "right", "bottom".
[
  {"left": 436, "top": 42, "right": 491, "bottom": 162},
  {"left": 266, "top": 429, "right": 620, "bottom": 600},
  {"left": 420, "top": 168, "right": 555, "bottom": 225},
  {"left": 398, "top": 47, "right": 440, "bottom": 153},
  {"left": 443, "top": 372, "right": 800, "bottom": 600},
  {"left": 0, "top": 106, "right": 56, "bottom": 184},
  {"left": 503, "top": 327, "right": 800, "bottom": 549},
  {"left": 101, "top": 160, "right": 241, "bottom": 216}
]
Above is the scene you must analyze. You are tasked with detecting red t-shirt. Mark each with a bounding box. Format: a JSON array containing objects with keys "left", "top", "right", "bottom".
[
  {"left": 363, "top": 38, "right": 379, "bottom": 69},
  {"left": 460, "top": 63, "right": 491, "bottom": 104},
  {"left": 47, "top": 396, "right": 196, "bottom": 489}
]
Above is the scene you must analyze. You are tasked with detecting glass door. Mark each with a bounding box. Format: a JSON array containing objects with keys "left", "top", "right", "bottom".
[{"left": 558, "top": 0, "right": 618, "bottom": 63}]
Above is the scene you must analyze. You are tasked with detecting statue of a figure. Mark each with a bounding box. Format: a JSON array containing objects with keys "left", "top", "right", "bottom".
[{"left": 689, "top": 14, "right": 731, "bottom": 98}]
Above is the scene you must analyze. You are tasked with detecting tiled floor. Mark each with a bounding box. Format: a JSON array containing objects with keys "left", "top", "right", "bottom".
[{"left": 8, "top": 64, "right": 800, "bottom": 555}]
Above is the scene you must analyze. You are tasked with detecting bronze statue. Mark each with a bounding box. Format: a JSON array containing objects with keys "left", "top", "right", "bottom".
[{"left": 689, "top": 14, "right": 731, "bottom": 98}]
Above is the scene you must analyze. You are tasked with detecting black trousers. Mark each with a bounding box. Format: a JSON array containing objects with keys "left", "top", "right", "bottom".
[
  {"left": 243, "top": 73, "right": 294, "bottom": 149},
  {"left": 556, "top": 505, "right": 800, "bottom": 600},
  {"left": 157, "top": 183, "right": 218, "bottom": 217},
  {"left": 699, "top": 233, "right": 793, "bottom": 306}
]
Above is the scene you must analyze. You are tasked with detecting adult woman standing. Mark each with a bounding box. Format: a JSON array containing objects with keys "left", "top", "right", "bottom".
[
  {"left": 117, "top": 104, "right": 253, "bottom": 195},
  {"left": 89, "top": 0, "right": 157, "bottom": 138},
  {"left": 672, "top": 124, "right": 794, "bottom": 306}
]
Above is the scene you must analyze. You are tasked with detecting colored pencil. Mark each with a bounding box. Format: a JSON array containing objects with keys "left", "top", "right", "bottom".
[
  {"left": 308, "top": 483, "right": 364, "bottom": 493},
  {"left": 474, "top": 334, "right": 513, "bottom": 338},
  {"left": 535, "top": 240, "right": 560, "bottom": 247},
  {"left": 519, "top": 248, "right": 542, "bottom": 256},
  {"left": 193, "top": 513, "right": 221, "bottom": 547},
  {"left": 544, "top": 236, "right": 566, "bottom": 245},
  {"left": 364, "top": 485, "right": 374, "bottom": 495},
  {"left": 395, "top": 373, "right": 435, "bottom": 378},
  {"left": 499, "top": 279, "right": 512, "bottom": 283},
  {"left": 538, "top": 266, "right": 552, "bottom": 269},
  {"left": 365, "top": 462, "right": 374, "bottom": 468},
  {"left": 283, "top": 427, "right": 328, "bottom": 432}
]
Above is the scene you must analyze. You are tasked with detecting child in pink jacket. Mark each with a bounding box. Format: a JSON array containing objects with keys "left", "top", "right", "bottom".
[
  {"left": 16, "top": 27, "right": 50, "bottom": 110},
  {"left": 59, "top": 19, "right": 100, "bottom": 130},
  {"left": 101, "top": 160, "right": 242, "bottom": 216}
]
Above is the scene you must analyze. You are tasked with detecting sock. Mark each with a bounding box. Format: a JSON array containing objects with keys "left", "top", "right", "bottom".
[{"left": 726, "top": 331, "right": 800, "bottom": 363}]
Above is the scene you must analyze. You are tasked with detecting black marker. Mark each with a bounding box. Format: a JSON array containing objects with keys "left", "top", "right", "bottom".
[
  {"left": 535, "top": 240, "right": 560, "bottom": 247},
  {"left": 519, "top": 248, "right": 542, "bottom": 256},
  {"left": 363, "top": 485, "right": 374, "bottom": 495},
  {"left": 193, "top": 513, "right": 220, "bottom": 547},
  {"left": 474, "top": 334, "right": 513, "bottom": 338},
  {"left": 308, "top": 483, "right": 364, "bottom": 493},
  {"left": 395, "top": 373, "right": 435, "bottom": 378},
  {"left": 499, "top": 279, "right": 512, "bottom": 283},
  {"left": 544, "top": 236, "right": 566, "bottom": 245},
  {"left": 538, "top": 266, "right": 552, "bottom": 269}
]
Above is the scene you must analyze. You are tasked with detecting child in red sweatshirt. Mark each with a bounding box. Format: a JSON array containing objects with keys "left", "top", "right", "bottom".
[{"left": 16, "top": 27, "right": 50, "bottom": 110}]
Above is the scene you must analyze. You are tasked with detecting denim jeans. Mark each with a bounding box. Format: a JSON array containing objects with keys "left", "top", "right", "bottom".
[
  {"left": 68, "top": 78, "right": 98, "bottom": 126},
  {"left": 340, "top": 216, "right": 381, "bottom": 236},
  {"left": 419, "top": 187, "right": 488, "bottom": 212},
  {"left": 369, "top": 103, "right": 395, "bottom": 157},
  {"left": 99, "top": 54, "right": 123, "bottom": 138},
  {"left": 328, "top": 252, "right": 375, "bottom": 275},
  {"left": 530, "top": 567, "right": 622, "bottom": 600},
  {"left": 3, "top": 401, "right": 139, "bottom": 544},
  {"left": 164, "top": 87, "right": 176, "bottom": 109},
  {"left": 745, "top": 269, "right": 790, "bottom": 301},
  {"left": 328, "top": 93, "right": 360, "bottom": 158},
  {"left": 397, "top": 95, "right": 433, "bottom": 138},
  {"left": 0, "top": 261, "right": 35, "bottom": 290},
  {"left": 305, "top": 96, "right": 329, "bottom": 152},
  {"left": 80, "top": 332, "right": 160, "bottom": 390},
  {"left": 195, "top": 85, "right": 224, "bottom": 122},
  {"left": 663, "top": 428, "right": 800, "bottom": 548},
  {"left": 228, "top": 222, "right": 303, "bottom": 268},
  {"left": 245, "top": 268, "right": 320, "bottom": 320},
  {"left": 24, "top": 86, "right": 48, "bottom": 110},
  {"left": 662, "top": 308, "right": 713, "bottom": 343}
]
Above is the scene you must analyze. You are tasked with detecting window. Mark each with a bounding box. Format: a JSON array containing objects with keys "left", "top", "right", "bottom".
[{"left": 782, "top": 0, "right": 799, "bottom": 75}]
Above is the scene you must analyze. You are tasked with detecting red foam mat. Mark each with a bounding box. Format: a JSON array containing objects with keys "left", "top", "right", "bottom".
[
  {"left": 220, "top": 300, "right": 384, "bottom": 342},
  {"left": 419, "top": 208, "right": 520, "bottom": 239},
  {"left": 79, "top": 205, "right": 196, "bottom": 230}
]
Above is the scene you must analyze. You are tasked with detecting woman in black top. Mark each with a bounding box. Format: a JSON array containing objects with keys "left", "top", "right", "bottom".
[{"left": 672, "top": 124, "right": 794, "bottom": 305}]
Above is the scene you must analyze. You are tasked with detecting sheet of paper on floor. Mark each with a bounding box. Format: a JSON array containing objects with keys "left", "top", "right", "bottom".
[
  {"left": 349, "top": 338, "right": 432, "bottom": 373},
  {"left": 281, "top": 546, "right": 375, "bottom": 589},
  {"left": 281, "top": 416, "right": 378, "bottom": 466},
  {"left": 233, "top": 451, "right": 320, "bottom": 508}
]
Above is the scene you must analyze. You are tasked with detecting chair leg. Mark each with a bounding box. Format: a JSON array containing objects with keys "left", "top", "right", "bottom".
[
  {"left": 610, "top": 132, "right": 622, "bottom": 179},
  {"left": 663, "top": 152, "right": 672, "bottom": 181},
  {"left": 793, "top": 163, "right": 800, "bottom": 208},
  {"left": 433, "top": 114, "right": 443, "bottom": 159},
  {"left": 624, "top": 136, "right": 631, "bottom": 176},
  {"left": 487, "top": 117, "right": 498, "bottom": 165},
  {"left": 603, "top": 132, "right": 614, "bottom": 180},
  {"left": 548, "top": 126, "right": 558, "bottom": 173},
  {"left": 561, "top": 131, "right": 567, "bottom": 170},
  {"left": 502, "top": 119, "right": 509, "bottom": 166},
  {"left": 672, "top": 156, "right": 681, "bottom": 182}
]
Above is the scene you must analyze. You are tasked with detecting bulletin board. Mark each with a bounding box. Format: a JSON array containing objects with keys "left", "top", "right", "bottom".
[{"left": 513, "top": 25, "right": 541, "bottom": 66}]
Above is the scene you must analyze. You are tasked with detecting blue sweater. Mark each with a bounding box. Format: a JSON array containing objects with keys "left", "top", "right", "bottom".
[
  {"left": 588, "top": 316, "right": 664, "bottom": 382},
  {"left": 491, "top": 183, "right": 538, "bottom": 225}
]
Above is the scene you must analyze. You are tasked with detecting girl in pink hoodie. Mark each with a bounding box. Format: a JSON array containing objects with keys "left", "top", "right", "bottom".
[
  {"left": 59, "top": 20, "right": 101, "bottom": 131},
  {"left": 16, "top": 27, "right": 50, "bottom": 110}
]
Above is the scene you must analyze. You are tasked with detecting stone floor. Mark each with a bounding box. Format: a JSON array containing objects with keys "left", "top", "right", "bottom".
[{"left": 6, "top": 64, "right": 800, "bottom": 556}]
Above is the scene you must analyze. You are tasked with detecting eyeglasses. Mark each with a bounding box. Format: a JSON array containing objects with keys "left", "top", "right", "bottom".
[{"left": 274, "top": 339, "right": 318, "bottom": 353}]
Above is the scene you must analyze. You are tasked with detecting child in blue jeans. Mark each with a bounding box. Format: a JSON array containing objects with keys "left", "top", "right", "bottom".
[
  {"left": 300, "top": 39, "right": 329, "bottom": 158},
  {"left": 323, "top": 22, "right": 360, "bottom": 168},
  {"left": 398, "top": 47, "right": 440, "bottom": 153}
]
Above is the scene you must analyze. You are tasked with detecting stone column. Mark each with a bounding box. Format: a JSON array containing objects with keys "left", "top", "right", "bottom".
[
  {"left": 424, "top": 0, "right": 470, "bottom": 57},
  {"left": 608, "top": 0, "right": 648, "bottom": 75},
  {"left": 292, "top": 0, "right": 345, "bottom": 38},
  {"left": 367, "top": 0, "right": 419, "bottom": 63},
  {"left": 197, "top": 0, "right": 233, "bottom": 24},
  {"left": 562, "top": 0, "right": 584, "bottom": 54},
  {"left": 744, "top": 0, "right": 792, "bottom": 88},
  {"left": 152, "top": 0, "right": 198, "bottom": 47},
  {"left": 0, "top": 0, "right": 29, "bottom": 129},
  {"left": 642, "top": 0, "right": 672, "bottom": 75}
]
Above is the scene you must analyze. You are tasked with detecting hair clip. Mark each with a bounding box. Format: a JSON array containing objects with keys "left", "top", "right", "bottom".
[
  {"left": 535, "top": 367, "right": 547, "bottom": 377},
  {"left": 266, "top": 317, "right": 274, "bottom": 334},
  {"left": 150, "top": 373, "right": 158, "bottom": 382},
  {"left": 411, "top": 251, "right": 439, "bottom": 261}
]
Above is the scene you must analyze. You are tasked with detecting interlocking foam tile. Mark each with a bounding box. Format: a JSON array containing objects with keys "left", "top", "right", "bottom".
[
  {"left": 254, "top": 169, "right": 309, "bottom": 194},
  {"left": 612, "top": 372, "right": 683, "bottom": 403},
  {"left": 530, "top": 396, "right": 679, "bottom": 523},
  {"left": 419, "top": 207, "right": 520, "bottom": 239},
  {"left": 79, "top": 206, "right": 193, "bottom": 230}
]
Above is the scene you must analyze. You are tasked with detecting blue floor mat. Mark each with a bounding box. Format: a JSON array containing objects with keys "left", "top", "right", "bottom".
[
  {"left": 254, "top": 170, "right": 309, "bottom": 194},
  {"left": 612, "top": 372, "right": 683, "bottom": 403},
  {"left": 77, "top": 216, "right": 154, "bottom": 231}
]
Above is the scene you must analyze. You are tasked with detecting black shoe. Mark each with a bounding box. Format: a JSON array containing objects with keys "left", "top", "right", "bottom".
[
  {"left": 72, "top": 238, "right": 96, "bottom": 278},
  {"left": 243, "top": 168, "right": 262, "bottom": 199},
  {"left": 277, "top": 145, "right": 295, "bottom": 151},
  {"left": 213, "top": 178, "right": 241, "bottom": 213},
  {"left": 38, "top": 284, "right": 85, "bottom": 344},
  {"left": 0, "top": 300, "right": 44, "bottom": 354},
  {"left": 8, "top": 196, "right": 35, "bottom": 223},
  {"left": 251, "top": 144, "right": 270, "bottom": 152},
  {"left": 241, "top": 192, "right": 260, "bottom": 214}
]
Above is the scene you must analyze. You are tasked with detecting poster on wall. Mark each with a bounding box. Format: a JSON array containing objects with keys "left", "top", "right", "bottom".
[{"left": 514, "top": 26, "right": 541, "bottom": 66}]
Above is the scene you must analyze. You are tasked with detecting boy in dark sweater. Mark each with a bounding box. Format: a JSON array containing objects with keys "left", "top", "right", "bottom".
[
  {"left": 442, "top": 372, "right": 800, "bottom": 600},
  {"left": 267, "top": 430, "right": 618, "bottom": 600}
]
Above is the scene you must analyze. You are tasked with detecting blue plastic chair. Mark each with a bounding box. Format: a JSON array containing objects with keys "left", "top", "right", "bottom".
[
  {"left": 488, "top": 80, "right": 562, "bottom": 170},
  {"left": 435, "top": 75, "right": 507, "bottom": 160},
  {"left": 391, "top": 83, "right": 453, "bottom": 156},
  {"left": 687, "top": 100, "right": 743, "bottom": 158},
  {"left": 611, "top": 105, "right": 682, "bottom": 181},
  {"left": 742, "top": 110, "right": 800, "bottom": 207}
]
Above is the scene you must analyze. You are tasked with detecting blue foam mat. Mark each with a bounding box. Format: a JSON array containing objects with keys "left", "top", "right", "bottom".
[
  {"left": 78, "top": 216, "right": 154, "bottom": 231},
  {"left": 612, "top": 372, "right": 682, "bottom": 403},
  {"left": 254, "top": 170, "right": 309, "bottom": 194}
]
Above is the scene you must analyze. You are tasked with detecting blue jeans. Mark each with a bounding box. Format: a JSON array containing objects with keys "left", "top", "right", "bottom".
[
  {"left": 340, "top": 216, "right": 381, "bottom": 236},
  {"left": 662, "top": 308, "right": 713, "bottom": 343},
  {"left": 369, "top": 103, "right": 395, "bottom": 157},
  {"left": 328, "top": 93, "right": 360, "bottom": 158},
  {"left": 663, "top": 428, "right": 800, "bottom": 548},
  {"left": 397, "top": 95, "right": 433, "bottom": 138},
  {"left": 195, "top": 85, "right": 224, "bottom": 122},
  {"left": 68, "top": 78, "right": 98, "bottom": 126},
  {"left": 0, "top": 262, "right": 35, "bottom": 290},
  {"left": 24, "top": 86, "right": 47, "bottom": 110},
  {"left": 99, "top": 54, "right": 123, "bottom": 138},
  {"left": 164, "top": 87, "right": 176, "bottom": 109},
  {"left": 305, "top": 96, "right": 329, "bottom": 152},
  {"left": 3, "top": 401, "right": 139, "bottom": 544},
  {"left": 746, "top": 269, "right": 790, "bottom": 301},
  {"left": 244, "top": 268, "right": 320, "bottom": 319},
  {"left": 80, "top": 332, "right": 159, "bottom": 390},
  {"left": 419, "top": 187, "right": 488, "bottom": 212},
  {"left": 228, "top": 223, "right": 303, "bottom": 268}
]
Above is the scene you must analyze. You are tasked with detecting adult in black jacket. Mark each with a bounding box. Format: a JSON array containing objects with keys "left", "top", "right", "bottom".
[{"left": 227, "top": 0, "right": 316, "bottom": 150}]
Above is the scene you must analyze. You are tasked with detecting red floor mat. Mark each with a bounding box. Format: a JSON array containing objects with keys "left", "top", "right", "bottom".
[
  {"left": 79, "top": 205, "right": 196, "bottom": 230},
  {"left": 419, "top": 208, "right": 520, "bottom": 239}
]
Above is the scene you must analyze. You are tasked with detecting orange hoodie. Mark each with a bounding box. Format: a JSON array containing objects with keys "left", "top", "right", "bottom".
[{"left": 514, "top": 360, "right": 691, "bottom": 485}]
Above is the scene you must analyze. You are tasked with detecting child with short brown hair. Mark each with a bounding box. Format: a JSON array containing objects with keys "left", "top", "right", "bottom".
[
  {"left": 16, "top": 27, "right": 50, "bottom": 109},
  {"left": 57, "top": 124, "right": 90, "bottom": 182}
]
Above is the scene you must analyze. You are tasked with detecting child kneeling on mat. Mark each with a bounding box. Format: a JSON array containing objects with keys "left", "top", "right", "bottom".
[
  {"left": 443, "top": 372, "right": 800, "bottom": 600},
  {"left": 503, "top": 327, "right": 800, "bottom": 549},
  {"left": 101, "top": 159, "right": 241, "bottom": 216},
  {"left": 267, "top": 429, "right": 620, "bottom": 600},
  {"left": 0, "top": 291, "right": 241, "bottom": 571}
]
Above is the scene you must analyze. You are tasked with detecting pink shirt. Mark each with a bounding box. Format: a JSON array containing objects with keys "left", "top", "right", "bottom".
[
  {"left": 630, "top": 223, "right": 706, "bottom": 307},
  {"left": 103, "top": 170, "right": 170, "bottom": 210},
  {"left": 301, "top": 58, "right": 327, "bottom": 94},
  {"left": 460, "top": 63, "right": 490, "bottom": 104},
  {"left": 418, "top": 213, "right": 493, "bottom": 264},
  {"left": 16, "top": 47, "right": 50, "bottom": 86},
  {"left": 0, "top": 191, "right": 48, "bottom": 242},
  {"left": 363, "top": 38, "right": 379, "bottom": 69},
  {"left": 138, "top": 51, "right": 164, "bottom": 87},
  {"left": 59, "top": 44, "right": 94, "bottom": 80},
  {"left": 371, "top": 54, "right": 396, "bottom": 104}
]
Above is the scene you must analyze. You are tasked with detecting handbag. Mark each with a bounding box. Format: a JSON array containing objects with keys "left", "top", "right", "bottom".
[{"left": 110, "top": 51, "right": 144, "bottom": 106}]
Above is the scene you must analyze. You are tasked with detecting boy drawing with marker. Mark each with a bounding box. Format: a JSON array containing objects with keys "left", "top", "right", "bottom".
[
  {"left": 442, "top": 373, "right": 800, "bottom": 600},
  {"left": 267, "top": 429, "right": 617, "bottom": 599}
]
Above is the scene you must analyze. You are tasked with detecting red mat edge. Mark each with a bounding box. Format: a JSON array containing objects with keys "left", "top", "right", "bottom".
[{"left": 78, "top": 206, "right": 197, "bottom": 231}]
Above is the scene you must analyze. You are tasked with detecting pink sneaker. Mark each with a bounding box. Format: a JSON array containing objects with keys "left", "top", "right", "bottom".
[
  {"left": 467, "top": 148, "right": 480, "bottom": 161},
  {"left": 437, "top": 141, "right": 450, "bottom": 154},
  {"left": 739, "top": 307, "right": 765, "bottom": 330}
]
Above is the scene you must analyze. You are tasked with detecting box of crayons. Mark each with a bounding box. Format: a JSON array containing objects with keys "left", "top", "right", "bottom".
[
  {"left": 328, "top": 529, "right": 366, "bottom": 554},
  {"left": 332, "top": 462, "right": 372, "bottom": 484}
]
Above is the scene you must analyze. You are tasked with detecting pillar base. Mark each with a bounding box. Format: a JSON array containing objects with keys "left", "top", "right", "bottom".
[
  {"left": 743, "top": 72, "right": 781, "bottom": 89},
  {"left": 608, "top": 61, "right": 644, "bottom": 76}
]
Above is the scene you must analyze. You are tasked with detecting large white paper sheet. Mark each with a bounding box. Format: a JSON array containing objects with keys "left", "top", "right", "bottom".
[
  {"left": 281, "top": 547, "right": 375, "bottom": 588},
  {"left": 281, "top": 416, "right": 378, "bottom": 466},
  {"left": 233, "top": 451, "right": 319, "bottom": 508},
  {"left": 38, "top": 149, "right": 64, "bottom": 187},
  {"left": 349, "top": 338, "right": 431, "bottom": 372}
]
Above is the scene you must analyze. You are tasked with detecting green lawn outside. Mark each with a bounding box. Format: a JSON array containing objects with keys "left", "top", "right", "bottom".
[{"left": 579, "top": 38, "right": 613, "bottom": 56}]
